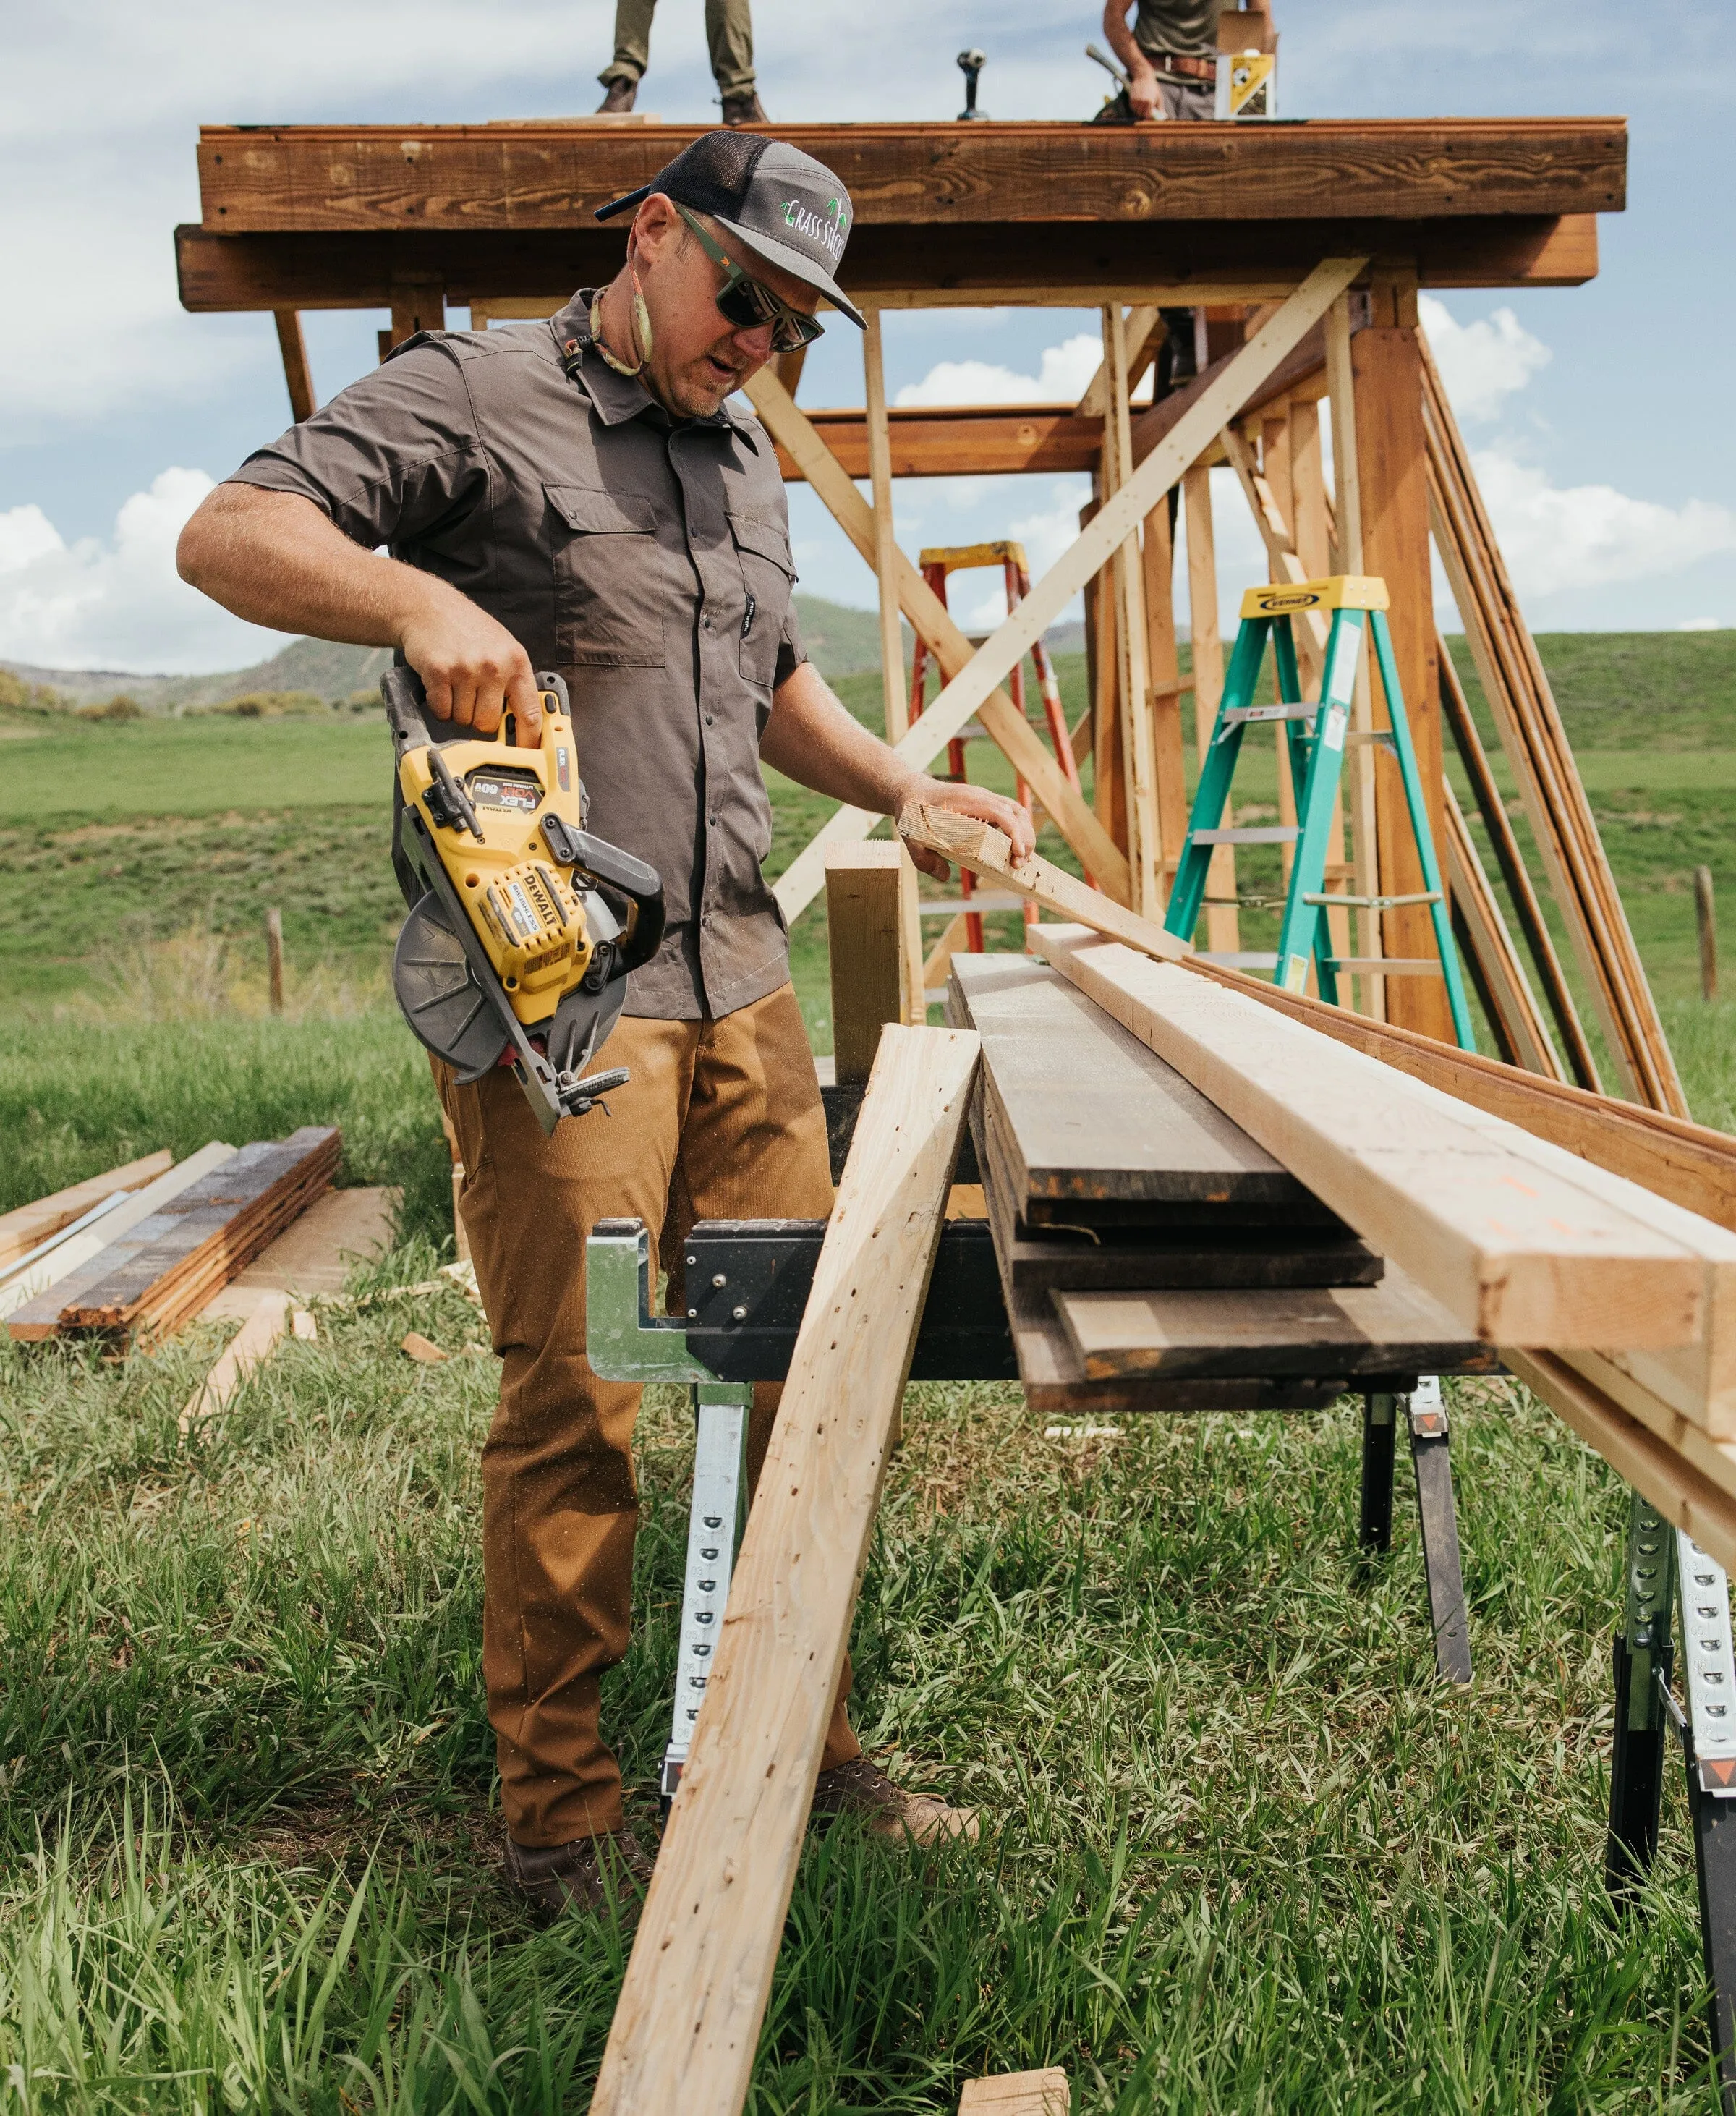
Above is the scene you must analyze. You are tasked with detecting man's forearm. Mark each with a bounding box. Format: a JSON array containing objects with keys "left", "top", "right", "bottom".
[
  {"left": 760, "top": 660, "right": 919, "bottom": 815},
  {"left": 1102, "top": 1, "right": 1149, "bottom": 79}
]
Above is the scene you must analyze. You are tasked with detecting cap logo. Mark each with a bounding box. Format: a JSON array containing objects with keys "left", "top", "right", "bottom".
[{"left": 781, "top": 195, "right": 849, "bottom": 262}]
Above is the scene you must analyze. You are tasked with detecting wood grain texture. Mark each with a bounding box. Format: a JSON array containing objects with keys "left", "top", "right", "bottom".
[
  {"left": 959, "top": 2070, "right": 1071, "bottom": 2115},
  {"left": 771, "top": 404, "right": 1103, "bottom": 480},
  {"left": 0, "top": 1152, "right": 172, "bottom": 1272},
  {"left": 825, "top": 843, "right": 911, "bottom": 1086},
  {"left": 1051, "top": 1271, "right": 1490, "bottom": 1380},
  {"left": 201, "top": 1186, "right": 396, "bottom": 1317},
  {"left": 1034, "top": 928, "right": 1725, "bottom": 1353},
  {"left": 179, "top": 1292, "right": 292, "bottom": 1437},
  {"left": 589, "top": 1027, "right": 979, "bottom": 2116},
  {"left": 174, "top": 215, "right": 1604, "bottom": 316},
  {"left": 1442, "top": 781, "right": 1562, "bottom": 1080},
  {"left": 194, "top": 121, "right": 1625, "bottom": 234}
]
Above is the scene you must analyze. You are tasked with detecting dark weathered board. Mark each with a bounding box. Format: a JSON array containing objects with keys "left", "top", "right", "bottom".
[
  {"left": 954, "top": 953, "right": 1310, "bottom": 1207},
  {"left": 195, "top": 121, "right": 1625, "bottom": 235},
  {"left": 1050, "top": 1272, "right": 1497, "bottom": 1382}
]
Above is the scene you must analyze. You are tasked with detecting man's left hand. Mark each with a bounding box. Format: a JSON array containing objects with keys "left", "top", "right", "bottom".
[{"left": 896, "top": 776, "right": 1035, "bottom": 882}]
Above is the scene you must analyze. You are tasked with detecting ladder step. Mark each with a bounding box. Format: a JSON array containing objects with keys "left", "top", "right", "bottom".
[
  {"left": 1326, "top": 958, "right": 1444, "bottom": 977},
  {"left": 1191, "top": 826, "right": 1300, "bottom": 846},
  {"left": 1197, "top": 951, "right": 1280, "bottom": 968},
  {"left": 1304, "top": 889, "right": 1442, "bottom": 910},
  {"left": 1222, "top": 702, "right": 1316, "bottom": 726}
]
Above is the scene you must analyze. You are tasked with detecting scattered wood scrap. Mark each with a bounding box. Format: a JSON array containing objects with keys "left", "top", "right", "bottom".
[
  {"left": 0, "top": 1150, "right": 172, "bottom": 1272},
  {"left": 959, "top": 2071, "right": 1071, "bottom": 2115},
  {"left": 400, "top": 1332, "right": 448, "bottom": 1365},
  {"left": 590, "top": 1025, "right": 980, "bottom": 2116},
  {"left": 179, "top": 1293, "right": 292, "bottom": 1438},
  {"left": 11, "top": 1128, "right": 339, "bottom": 1344}
]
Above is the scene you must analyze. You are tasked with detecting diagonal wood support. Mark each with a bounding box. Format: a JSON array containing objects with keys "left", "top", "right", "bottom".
[
  {"left": 589, "top": 1024, "right": 981, "bottom": 2116},
  {"left": 760, "top": 257, "right": 1366, "bottom": 927}
]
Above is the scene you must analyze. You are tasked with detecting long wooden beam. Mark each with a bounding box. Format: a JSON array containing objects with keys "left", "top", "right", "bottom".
[
  {"left": 590, "top": 1024, "right": 979, "bottom": 2116},
  {"left": 1034, "top": 927, "right": 1732, "bottom": 1361},
  {"left": 195, "top": 121, "right": 1624, "bottom": 234},
  {"left": 174, "top": 216, "right": 1602, "bottom": 315},
  {"left": 773, "top": 403, "right": 1103, "bottom": 480},
  {"left": 746, "top": 367, "right": 1132, "bottom": 911}
]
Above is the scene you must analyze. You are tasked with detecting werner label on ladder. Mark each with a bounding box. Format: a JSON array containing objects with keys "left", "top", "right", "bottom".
[{"left": 1163, "top": 574, "right": 1476, "bottom": 1050}]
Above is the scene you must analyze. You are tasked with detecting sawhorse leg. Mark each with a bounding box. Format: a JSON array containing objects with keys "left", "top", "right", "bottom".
[
  {"left": 1358, "top": 1380, "right": 1472, "bottom": 1683},
  {"left": 662, "top": 1381, "right": 752, "bottom": 1802},
  {"left": 1607, "top": 1492, "right": 1675, "bottom": 1896}
]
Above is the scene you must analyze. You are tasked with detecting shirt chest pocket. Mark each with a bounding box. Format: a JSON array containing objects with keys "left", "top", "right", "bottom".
[
  {"left": 728, "top": 511, "right": 796, "bottom": 688},
  {"left": 547, "top": 485, "right": 671, "bottom": 668}
]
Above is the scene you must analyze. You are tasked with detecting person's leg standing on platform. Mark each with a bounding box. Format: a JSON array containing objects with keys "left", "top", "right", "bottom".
[
  {"left": 597, "top": 0, "right": 655, "bottom": 113},
  {"left": 707, "top": 0, "right": 767, "bottom": 122}
]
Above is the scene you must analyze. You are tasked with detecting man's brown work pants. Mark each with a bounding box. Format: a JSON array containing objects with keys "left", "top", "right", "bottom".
[{"left": 436, "top": 983, "right": 859, "bottom": 1847}]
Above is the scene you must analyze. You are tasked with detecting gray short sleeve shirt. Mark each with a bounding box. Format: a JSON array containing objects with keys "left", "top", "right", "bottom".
[{"left": 228, "top": 292, "right": 806, "bottom": 1021}]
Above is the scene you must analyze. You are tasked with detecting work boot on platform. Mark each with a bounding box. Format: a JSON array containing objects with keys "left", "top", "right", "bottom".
[
  {"left": 503, "top": 1829, "right": 654, "bottom": 1920},
  {"left": 595, "top": 76, "right": 637, "bottom": 114},
  {"left": 720, "top": 90, "right": 769, "bottom": 124},
  {"left": 811, "top": 1756, "right": 980, "bottom": 1846}
]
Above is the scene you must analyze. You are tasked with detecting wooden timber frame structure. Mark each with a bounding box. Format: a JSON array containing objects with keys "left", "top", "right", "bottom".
[{"left": 177, "top": 111, "right": 1682, "bottom": 1110}]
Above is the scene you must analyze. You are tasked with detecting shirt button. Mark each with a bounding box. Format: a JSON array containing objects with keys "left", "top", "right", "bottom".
[
  {"left": 701, "top": 614, "right": 712, "bottom": 630},
  {"left": 705, "top": 713, "right": 715, "bottom": 726}
]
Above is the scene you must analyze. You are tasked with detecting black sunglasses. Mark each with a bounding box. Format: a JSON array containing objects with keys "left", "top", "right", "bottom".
[{"left": 676, "top": 205, "right": 825, "bottom": 355}]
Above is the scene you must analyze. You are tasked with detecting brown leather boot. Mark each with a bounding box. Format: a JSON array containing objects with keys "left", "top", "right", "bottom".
[
  {"left": 503, "top": 1829, "right": 654, "bottom": 1919},
  {"left": 811, "top": 1756, "right": 980, "bottom": 1846},
  {"left": 595, "top": 77, "right": 638, "bottom": 114},
  {"left": 720, "top": 90, "right": 768, "bottom": 124}
]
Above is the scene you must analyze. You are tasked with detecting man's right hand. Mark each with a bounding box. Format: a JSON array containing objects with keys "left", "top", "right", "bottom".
[
  {"left": 1127, "top": 60, "right": 1165, "bottom": 119},
  {"left": 399, "top": 592, "right": 544, "bottom": 745}
]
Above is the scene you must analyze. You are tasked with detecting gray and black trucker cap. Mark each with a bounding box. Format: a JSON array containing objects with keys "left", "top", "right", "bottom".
[{"left": 595, "top": 131, "right": 864, "bottom": 328}]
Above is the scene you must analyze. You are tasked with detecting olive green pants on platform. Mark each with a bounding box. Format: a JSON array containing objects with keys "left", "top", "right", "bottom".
[
  {"left": 600, "top": 0, "right": 757, "bottom": 101},
  {"left": 436, "top": 983, "right": 858, "bottom": 1847}
]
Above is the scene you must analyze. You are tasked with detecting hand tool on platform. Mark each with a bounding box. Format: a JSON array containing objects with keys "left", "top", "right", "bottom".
[
  {"left": 384, "top": 667, "right": 665, "bottom": 1133},
  {"left": 956, "top": 49, "right": 988, "bottom": 120}
]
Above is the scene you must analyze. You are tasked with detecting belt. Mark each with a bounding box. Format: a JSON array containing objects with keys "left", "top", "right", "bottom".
[{"left": 1149, "top": 51, "right": 1217, "bottom": 81}]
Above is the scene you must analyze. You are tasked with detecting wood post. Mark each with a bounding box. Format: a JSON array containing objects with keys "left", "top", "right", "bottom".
[
  {"left": 1142, "top": 497, "right": 1189, "bottom": 896},
  {"left": 265, "top": 906, "right": 284, "bottom": 1014},
  {"left": 1442, "top": 781, "right": 1563, "bottom": 1078},
  {"left": 1700, "top": 866, "right": 1718, "bottom": 1003},
  {"left": 862, "top": 310, "right": 906, "bottom": 744},
  {"left": 1353, "top": 289, "right": 1447, "bottom": 1034},
  {"left": 388, "top": 276, "right": 444, "bottom": 350},
  {"left": 1182, "top": 464, "right": 1238, "bottom": 953},
  {"left": 826, "top": 843, "right": 920, "bottom": 1082},
  {"left": 271, "top": 312, "right": 316, "bottom": 421},
  {"left": 1085, "top": 494, "right": 1128, "bottom": 859},
  {"left": 1327, "top": 292, "right": 1386, "bottom": 1019},
  {"left": 1104, "top": 304, "right": 1160, "bottom": 914},
  {"left": 589, "top": 1025, "right": 981, "bottom": 2116}
]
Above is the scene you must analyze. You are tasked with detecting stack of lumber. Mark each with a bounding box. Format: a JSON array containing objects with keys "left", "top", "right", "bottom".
[
  {"left": 947, "top": 952, "right": 1494, "bottom": 1412},
  {"left": 9, "top": 1127, "right": 339, "bottom": 1344},
  {"left": 0, "top": 1151, "right": 172, "bottom": 1273},
  {"left": 1421, "top": 336, "right": 1685, "bottom": 1116}
]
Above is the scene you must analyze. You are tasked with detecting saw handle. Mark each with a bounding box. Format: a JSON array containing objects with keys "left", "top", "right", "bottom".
[
  {"left": 542, "top": 814, "right": 667, "bottom": 974},
  {"left": 382, "top": 663, "right": 572, "bottom": 752}
]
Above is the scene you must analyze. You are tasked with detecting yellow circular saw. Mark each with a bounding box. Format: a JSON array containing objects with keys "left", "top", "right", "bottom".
[{"left": 384, "top": 667, "right": 664, "bottom": 1133}]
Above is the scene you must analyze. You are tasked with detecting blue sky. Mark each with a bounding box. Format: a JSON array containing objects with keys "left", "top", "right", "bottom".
[{"left": 1, "top": 0, "right": 1730, "bottom": 673}]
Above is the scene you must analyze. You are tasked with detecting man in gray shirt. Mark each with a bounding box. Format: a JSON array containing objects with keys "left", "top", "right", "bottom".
[
  {"left": 1098, "top": 0, "right": 1222, "bottom": 122},
  {"left": 179, "top": 132, "right": 1024, "bottom": 1917}
]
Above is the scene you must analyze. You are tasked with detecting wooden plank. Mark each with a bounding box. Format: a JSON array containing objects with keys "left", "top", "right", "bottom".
[
  {"left": 898, "top": 802, "right": 1188, "bottom": 964},
  {"left": 0, "top": 1151, "right": 172, "bottom": 1272},
  {"left": 1437, "top": 629, "right": 1594, "bottom": 1086},
  {"left": 1052, "top": 1270, "right": 1491, "bottom": 1381},
  {"left": 960, "top": 2069, "right": 1071, "bottom": 2115},
  {"left": 773, "top": 404, "right": 1103, "bottom": 481},
  {"left": 179, "top": 1292, "right": 292, "bottom": 1438},
  {"left": 1442, "top": 779, "right": 1562, "bottom": 1079},
  {"left": 1034, "top": 927, "right": 1720, "bottom": 1351},
  {"left": 1506, "top": 1348, "right": 1736, "bottom": 1578},
  {"left": 950, "top": 952, "right": 1302, "bottom": 1206},
  {"left": 272, "top": 310, "right": 316, "bottom": 420},
  {"left": 201, "top": 1186, "right": 396, "bottom": 1317},
  {"left": 195, "top": 121, "right": 1626, "bottom": 236},
  {"left": 1141, "top": 494, "right": 1191, "bottom": 901},
  {"left": 825, "top": 844, "right": 914, "bottom": 1086},
  {"left": 174, "top": 215, "right": 1604, "bottom": 318},
  {"left": 589, "top": 1025, "right": 979, "bottom": 2116},
  {"left": 4, "top": 1144, "right": 239, "bottom": 1331},
  {"left": 862, "top": 310, "right": 906, "bottom": 744},
  {"left": 1354, "top": 311, "right": 1450, "bottom": 1040},
  {"left": 746, "top": 367, "right": 1131, "bottom": 913},
  {"left": 1104, "top": 302, "right": 1160, "bottom": 914}
]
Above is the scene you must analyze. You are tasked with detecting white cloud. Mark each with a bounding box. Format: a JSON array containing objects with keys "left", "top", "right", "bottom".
[
  {"left": 0, "top": 469, "right": 289, "bottom": 674},
  {"left": 1419, "top": 296, "right": 1552, "bottom": 422},
  {"left": 1469, "top": 448, "right": 1736, "bottom": 599},
  {"left": 1682, "top": 618, "right": 1724, "bottom": 631},
  {"left": 895, "top": 333, "right": 1104, "bottom": 408}
]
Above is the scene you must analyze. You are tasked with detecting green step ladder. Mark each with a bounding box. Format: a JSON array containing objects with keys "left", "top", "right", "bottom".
[{"left": 1162, "top": 574, "right": 1475, "bottom": 1050}]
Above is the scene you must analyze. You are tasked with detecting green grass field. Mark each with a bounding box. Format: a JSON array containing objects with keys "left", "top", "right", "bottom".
[{"left": 1, "top": 628, "right": 1734, "bottom": 2110}]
